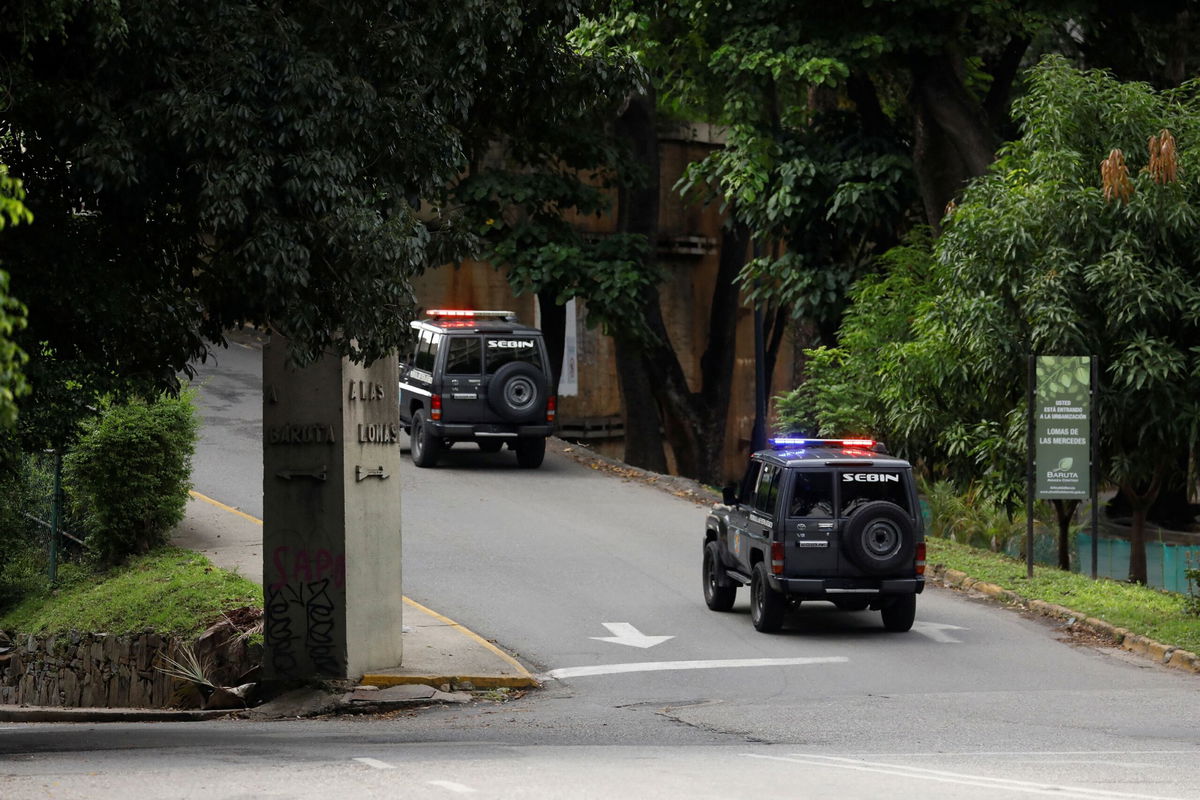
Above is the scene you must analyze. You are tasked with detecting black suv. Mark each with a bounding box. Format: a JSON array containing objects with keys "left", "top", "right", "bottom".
[
  {"left": 703, "top": 437, "right": 925, "bottom": 632},
  {"left": 398, "top": 310, "right": 556, "bottom": 468}
]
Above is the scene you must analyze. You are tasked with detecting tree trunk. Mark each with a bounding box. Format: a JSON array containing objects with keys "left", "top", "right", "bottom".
[
  {"left": 613, "top": 93, "right": 664, "bottom": 470},
  {"left": 1128, "top": 504, "right": 1149, "bottom": 585},
  {"left": 909, "top": 52, "right": 1000, "bottom": 229},
  {"left": 536, "top": 290, "right": 566, "bottom": 392},
  {"left": 1120, "top": 469, "right": 1163, "bottom": 584},
  {"left": 612, "top": 93, "right": 750, "bottom": 485},
  {"left": 613, "top": 334, "right": 668, "bottom": 473},
  {"left": 1052, "top": 499, "right": 1079, "bottom": 571},
  {"left": 613, "top": 221, "right": 748, "bottom": 485}
]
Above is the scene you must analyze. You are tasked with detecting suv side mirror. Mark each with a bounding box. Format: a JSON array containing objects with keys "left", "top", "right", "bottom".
[{"left": 722, "top": 484, "right": 737, "bottom": 505}]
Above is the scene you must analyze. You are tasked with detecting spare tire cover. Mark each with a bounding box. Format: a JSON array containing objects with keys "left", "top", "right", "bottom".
[
  {"left": 841, "top": 500, "right": 915, "bottom": 575},
  {"left": 487, "top": 361, "right": 548, "bottom": 423}
]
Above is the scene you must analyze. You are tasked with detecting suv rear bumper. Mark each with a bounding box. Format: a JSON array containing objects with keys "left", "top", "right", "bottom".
[
  {"left": 768, "top": 576, "right": 924, "bottom": 596},
  {"left": 428, "top": 421, "right": 555, "bottom": 440}
]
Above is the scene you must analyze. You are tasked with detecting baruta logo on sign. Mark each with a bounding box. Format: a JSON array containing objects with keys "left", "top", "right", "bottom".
[
  {"left": 488, "top": 340, "right": 534, "bottom": 349},
  {"left": 1046, "top": 457, "right": 1079, "bottom": 480},
  {"left": 842, "top": 473, "right": 900, "bottom": 483}
]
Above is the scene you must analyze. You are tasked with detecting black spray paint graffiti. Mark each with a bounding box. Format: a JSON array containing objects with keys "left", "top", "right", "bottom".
[
  {"left": 265, "top": 581, "right": 345, "bottom": 676},
  {"left": 265, "top": 546, "right": 347, "bottom": 677}
]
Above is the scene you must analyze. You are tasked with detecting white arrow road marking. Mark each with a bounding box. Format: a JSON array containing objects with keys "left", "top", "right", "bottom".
[
  {"left": 590, "top": 622, "right": 674, "bottom": 648},
  {"left": 427, "top": 781, "right": 476, "bottom": 794},
  {"left": 353, "top": 757, "right": 395, "bottom": 770},
  {"left": 542, "top": 656, "right": 847, "bottom": 680},
  {"left": 911, "top": 621, "right": 967, "bottom": 643},
  {"left": 741, "top": 754, "right": 1180, "bottom": 800}
]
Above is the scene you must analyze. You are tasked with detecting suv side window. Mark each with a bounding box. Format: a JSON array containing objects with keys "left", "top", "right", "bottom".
[
  {"left": 753, "top": 463, "right": 781, "bottom": 516},
  {"left": 789, "top": 472, "right": 834, "bottom": 519},
  {"left": 738, "top": 460, "right": 762, "bottom": 505},
  {"left": 839, "top": 471, "right": 910, "bottom": 517},
  {"left": 485, "top": 336, "right": 543, "bottom": 373},
  {"left": 445, "top": 336, "right": 482, "bottom": 375},
  {"left": 414, "top": 330, "right": 442, "bottom": 372}
]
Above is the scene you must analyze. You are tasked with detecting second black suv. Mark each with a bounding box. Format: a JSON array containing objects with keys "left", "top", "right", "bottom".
[
  {"left": 398, "top": 309, "right": 556, "bottom": 468},
  {"left": 703, "top": 437, "right": 925, "bottom": 632}
]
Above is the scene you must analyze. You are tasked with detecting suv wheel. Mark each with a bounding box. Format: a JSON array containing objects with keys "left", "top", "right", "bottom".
[
  {"left": 410, "top": 409, "right": 442, "bottom": 468},
  {"left": 842, "top": 500, "right": 915, "bottom": 575},
  {"left": 488, "top": 362, "right": 548, "bottom": 423},
  {"left": 881, "top": 594, "right": 916, "bottom": 632},
  {"left": 703, "top": 541, "right": 737, "bottom": 611},
  {"left": 750, "top": 561, "right": 786, "bottom": 632},
  {"left": 514, "top": 436, "right": 545, "bottom": 468}
]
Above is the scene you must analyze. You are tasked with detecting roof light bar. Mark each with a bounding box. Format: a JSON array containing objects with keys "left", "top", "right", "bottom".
[
  {"left": 770, "top": 437, "right": 876, "bottom": 448},
  {"left": 426, "top": 309, "right": 516, "bottom": 319}
]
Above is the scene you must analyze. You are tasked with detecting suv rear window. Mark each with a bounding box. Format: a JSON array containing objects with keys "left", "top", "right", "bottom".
[
  {"left": 839, "top": 471, "right": 910, "bottom": 516},
  {"left": 789, "top": 472, "right": 834, "bottom": 519},
  {"left": 485, "top": 336, "right": 543, "bottom": 374},
  {"left": 445, "top": 336, "right": 482, "bottom": 375}
]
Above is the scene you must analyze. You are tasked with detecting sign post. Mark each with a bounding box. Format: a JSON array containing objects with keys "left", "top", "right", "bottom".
[{"left": 1028, "top": 355, "right": 1095, "bottom": 579}]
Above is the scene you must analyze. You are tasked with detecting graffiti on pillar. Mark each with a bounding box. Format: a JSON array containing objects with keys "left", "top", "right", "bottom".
[{"left": 265, "top": 545, "right": 347, "bottom": 676}]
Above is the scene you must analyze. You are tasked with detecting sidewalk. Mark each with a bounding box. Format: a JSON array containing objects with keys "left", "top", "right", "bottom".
[
  {"left": 0, "top": 493, "right": 537, "bottom": 723},
  {"left": 177, "top": 491, "right": 539, "bottom": 690}
]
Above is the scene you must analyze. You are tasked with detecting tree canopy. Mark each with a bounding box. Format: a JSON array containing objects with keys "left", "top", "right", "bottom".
[
  {"left": 0, "top": 165, "right": 31, "bottom": 429},
  {"left": 0, "top": 0, "right": 609, "bottom": 443},
  {"left": 783, "top": 57, "right": 1200, "bottom": 582}
]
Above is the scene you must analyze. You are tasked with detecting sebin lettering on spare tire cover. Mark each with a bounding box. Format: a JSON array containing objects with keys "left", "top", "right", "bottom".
[
  {"left": 487, "top": 361, "right": 548, "bottom": 423},
  {"left": 841, "top": 500, "right": 915, "bottom": 574}
]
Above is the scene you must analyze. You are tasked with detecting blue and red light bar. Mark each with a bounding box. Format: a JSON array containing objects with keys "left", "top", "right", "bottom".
[{"left": 770, "top": 437, "right": 875, "bottom": 448}]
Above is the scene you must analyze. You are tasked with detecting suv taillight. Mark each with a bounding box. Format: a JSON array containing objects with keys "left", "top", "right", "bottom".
[
  {"left": 546, "top": 395, "right": 557, "bottom": 423},
  {"left": 915, "top": 541, "right": 926, "bottom": 575},
  {"left": 770, "top": 542, "right": 785, "bottom": 575},
  {"left": 431, "top": 394, "right": 442, "bottom": 421}
]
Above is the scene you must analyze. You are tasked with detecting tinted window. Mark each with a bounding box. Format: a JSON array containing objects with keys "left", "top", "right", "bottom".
[
  {"left": 485, "top": 336, "right": 543, "bottom": 374},
  {"left": 753, "top": 463, "right": 781, "bottom": 516},
  {"left": 738, "top": 460, "right": 762, "bottom": 505},
  {"left": 414, "top": 330, "right": 441, "bottom": 371},
  {"left": 789, "top": 472, "right": 834, "bottom": 518},
  {"left": 839, "top": 471, "right": 910, "bottom": 516},
  {"left": 445, "top": 336, "right": 482, "bottom": 375}
]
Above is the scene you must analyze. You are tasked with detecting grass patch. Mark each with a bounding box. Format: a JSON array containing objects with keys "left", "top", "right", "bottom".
[
  {"left": 0, "top": 546, "right": 260, "bottom": 638},
  {"left": 928, "top": 536, "right": 1200, "bottom": 654}
]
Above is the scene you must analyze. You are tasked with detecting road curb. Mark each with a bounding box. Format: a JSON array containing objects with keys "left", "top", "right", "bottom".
[
  {"left": 0, "top": 706, "right": 232, "bottom": 723},
  {"left": 928, "top": 564, "right": 1200, "bottom": 675},
  {"left": 359, "top": 673, "right": 539, "bottom": 690}
]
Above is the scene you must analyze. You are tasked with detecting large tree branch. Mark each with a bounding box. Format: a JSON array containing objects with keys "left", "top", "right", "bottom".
[{"left": 983, "top": 35, "right": 1032, "bottom": 129}]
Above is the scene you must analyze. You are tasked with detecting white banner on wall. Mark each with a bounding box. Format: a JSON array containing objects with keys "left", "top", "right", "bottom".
[{"left": 559, "top": 299, "right": 579, "bottom": 396}]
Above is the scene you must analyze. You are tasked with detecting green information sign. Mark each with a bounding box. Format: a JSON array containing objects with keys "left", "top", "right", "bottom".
[{"left": 1035, "top": 356, "right": 1091, "bottom": 499}]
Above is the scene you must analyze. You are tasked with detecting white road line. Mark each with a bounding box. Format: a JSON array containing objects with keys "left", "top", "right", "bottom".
[
  {"left": 824, "top": 750, "right": 1195, "bottom": 758},
  {"left": 541, "top": 656, "right": 847, "bottom": 680},
  {"left": 352, "top": 757, "right": 395, "bottom": 770},
  {"left": 427, "top": 780, "right": 476, "bottom": 794},
  {"left": 743, "top": 754, "right": 1184, "bottom": 800}
]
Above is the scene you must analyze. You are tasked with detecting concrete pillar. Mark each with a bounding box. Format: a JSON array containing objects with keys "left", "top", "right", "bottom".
[{"left": 262, "top": 337, "right": 403, "bottom": 679}]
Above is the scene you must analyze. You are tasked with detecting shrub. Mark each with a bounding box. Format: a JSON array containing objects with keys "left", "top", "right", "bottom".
[
  {"left": 921, "top": 478, "right": 1027, "bottom": 554},
  {"left": 63, "top": 392, "right": 198, "bottom": 565}
]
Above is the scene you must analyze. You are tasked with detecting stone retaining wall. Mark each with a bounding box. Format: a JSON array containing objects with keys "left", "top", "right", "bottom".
[{"left": 0, "top": 624, "right": 260, "bottom": 709}]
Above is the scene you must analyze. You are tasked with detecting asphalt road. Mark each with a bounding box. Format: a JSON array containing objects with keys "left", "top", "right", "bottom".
[{"left": 3, "top": 331, "right": 1198, "bottom": 799}]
